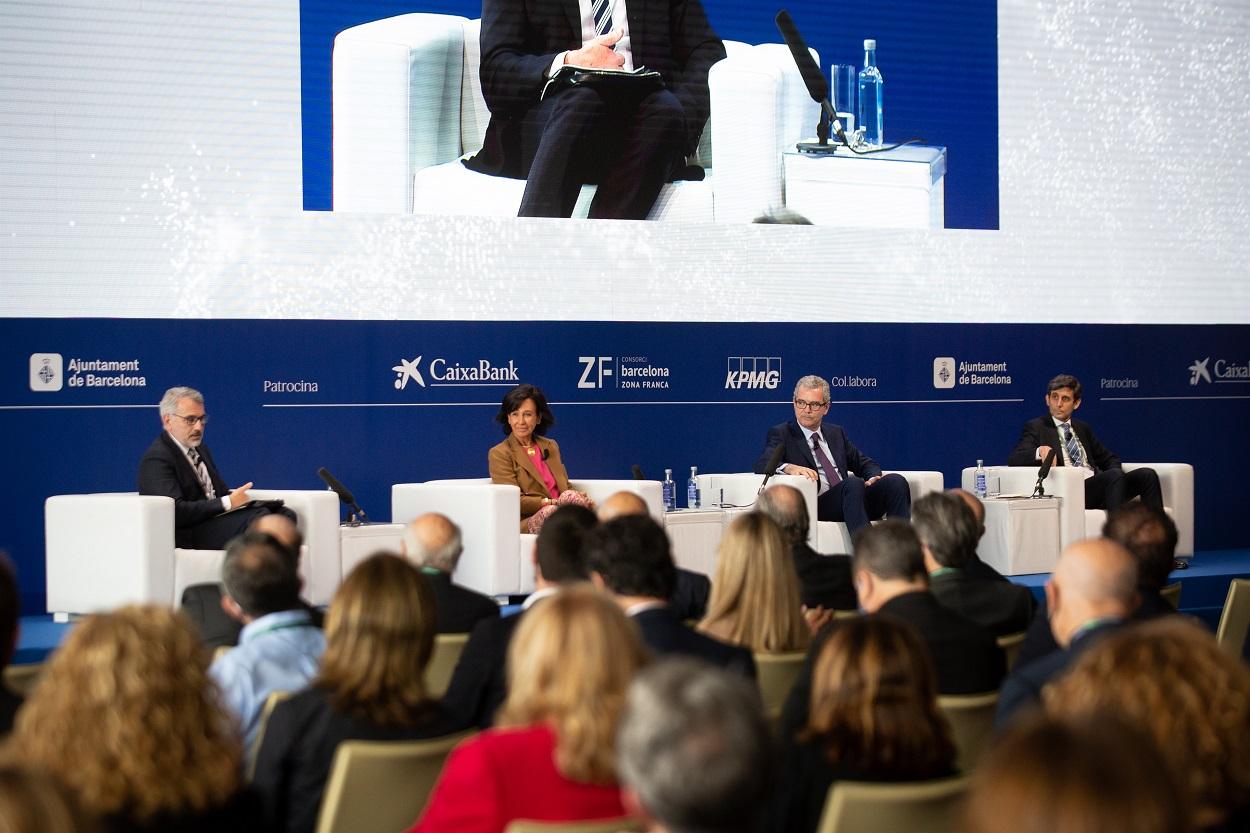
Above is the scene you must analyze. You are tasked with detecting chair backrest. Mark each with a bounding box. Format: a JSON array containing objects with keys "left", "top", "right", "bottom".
[
  {"left": 996, "top": 631, "right": 1026, "bottom": 672},
  {"left": 1160, "top": 581, "right": 1182, "bottom": 610},
  {"left": 505, "top": 818, "right": 645, "bottom": 833},
  {"left": 753, "top": 650, "right": 807, "bottom": 723},
  {"left": 815, "top": 776, "right": 970, "bottom": 833},
  {"left": 248, "top": 689, "right": 294, "bottom": 778},
  {"left": 1216, "top": 578, "right": 1250, "bottom": 657},
  {"left": 937, "top": 691, "right": 998, "bottom": 772},
  {"left": 314, "top": 731, "right": 475, "bottom": 833},
  {"left": 426, "top": 632, "right": 470, "bottom": 699}
]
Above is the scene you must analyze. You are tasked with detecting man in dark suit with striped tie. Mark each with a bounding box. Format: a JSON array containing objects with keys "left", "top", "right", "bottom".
[
  {"left": 138, "top": 386, "right": 291, "bottom": 549},
  {"left": 753, "top": 374, "right": 911, "bottom": 534},
  {"left": 1007, "top": 374, "right": 1161, "bottom": 511}
]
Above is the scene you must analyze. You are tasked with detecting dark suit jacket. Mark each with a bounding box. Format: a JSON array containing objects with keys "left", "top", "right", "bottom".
[
  {"left": 780, "top": 595, "right": 1005, "bottom": 744},
  {"left": 138, "top": 432, "right": 230, "bottom": 545},
  {"left": 181, "top": 583, "right": 324, "bottom": 650},
  {"left": 102, "top": 790, "right": 266, "bottom": 833},
  {"left": 930, "top": 569, "right": 1036, "bottom": 637},
  {"left": 632, "top": 606, "right": 756, "bottom": 679},
  {"left": 427, "top": 571, "right": 500, "bottom": 635},
  {"left": 252, "top": 687, "right": 467, "bottom": 833},
  {"left": 753, "top": 421, "right": 883, "bottom": 482},
  {"left": 488, "top": 434, "right": 571, "bottom": 528},
  {"left": 995, "top": 620, "right": 1124, "bottom": 729},
  {"left": 441, "top": 609, "right": 527, "bottom": 729},
  {"left": 1015, "top": 588, "right": 1174, "bottom": 668},
  {"left": 792, "top": 542, "right": 857, "bottom": 611},
  {"left": 1008, "top": 415, "right": 1121, "bottom": 471},
  {"left": 468, "top": 0, "right": 725, "bottom": 177},
  {"left": 671, "top": 568, "right": 711, "bottom": 621}
]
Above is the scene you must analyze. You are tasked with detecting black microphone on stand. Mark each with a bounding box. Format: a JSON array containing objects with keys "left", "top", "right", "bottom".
[
  {"left": 757, "top": 443, "right": 788, "bottom": 494},
  {"left": 775, "top": 10, "right": 849, "bottom": 153},
  {"left": 317, "top": 466, "right": 370, "bottom": 523},
  {"left": 1031, "top": 448, "right": 1058, "bottom": 498}
]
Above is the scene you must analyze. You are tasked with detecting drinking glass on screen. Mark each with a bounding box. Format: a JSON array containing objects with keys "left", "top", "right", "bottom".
[{"left": 832, "top": 64, "right": 856, "bottom": 134}]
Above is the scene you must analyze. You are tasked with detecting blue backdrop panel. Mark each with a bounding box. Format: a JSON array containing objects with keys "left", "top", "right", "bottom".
[
  {"left": 299, "top": 0, "right": 999, "bottom": 229},
  {"left": 4, "top": 319, "right": 1246, "bottom": 613}
]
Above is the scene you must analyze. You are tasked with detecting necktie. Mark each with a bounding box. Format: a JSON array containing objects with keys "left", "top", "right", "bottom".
[
  {"left": 187, "top": 447, "right": 216, "bottom": 498},
  {"left": 1060, "top": 423, "right": 1084, "bottom": 468},
  {"left": 591, "top": 0, "right": 614, "bottom": 37},
  {"left": 810, "top": 433, "right": 842, "bottom": 490}
]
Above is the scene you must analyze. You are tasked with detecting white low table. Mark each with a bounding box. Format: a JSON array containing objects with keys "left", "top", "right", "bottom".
[
  {"left": 978, "top": 496, "right": 1061, "bottom": 576},
  {"left": 663, "top": 506, "right": 751, "bottom": 577},
  {"left": 782, "top": 144, "right": 946, "bottom": 228},
  {"left": 339, "top": 522, "right": 405, "bottom": 578}
]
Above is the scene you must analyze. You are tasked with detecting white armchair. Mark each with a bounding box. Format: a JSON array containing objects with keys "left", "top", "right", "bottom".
[
  {"left": 960, "top": 464, "right": 1194, "bottom": 557},
  {"left": 45, "top": 490, "right": 343, "bottom": 619},
  {"left": 391, "top": 478, "right": 664, "bottom": 596},
  {"left": 332, "top": 13, "right": 818, "bottom": 221}
]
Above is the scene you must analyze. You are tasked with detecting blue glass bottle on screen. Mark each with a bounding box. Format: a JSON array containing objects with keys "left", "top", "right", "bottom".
[
  {"left": 857, "top": 39, "right": 883, "bottom": 145},
  {"left": 687, "top": 466, "right": 701, "bottom": 509},
  {"left": 663, "top": 468, "right": 676, "bottom": 511}
]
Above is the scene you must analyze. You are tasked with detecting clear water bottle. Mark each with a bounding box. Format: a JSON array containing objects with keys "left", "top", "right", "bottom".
[
  {"left": 662, "top": 468, "right": 676, "bottom": 511},
  {"left": 687, "top": 466, "right": 701, "bottom": 509},
  {"left": 857, "top": 39, "right": 883, "bottom": 146},
  {"left": 974, "top": 459, "right": 988, "bottom": 499}
]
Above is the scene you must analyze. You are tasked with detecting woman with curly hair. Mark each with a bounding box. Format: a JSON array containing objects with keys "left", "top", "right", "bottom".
[
  {"left": 698, "top": 512, "right": 811, "bottom": 653},
  {"left": 1044, "top": 617, "right": 1250, "bottom": 833},
  {"left": 10, "top": 605, "right": 262, "bottom": 833},
  {"left": 252, "top": 553, "right": 469, "bottom": 833},
  {"left": 410, "top": 585, "right": 647, "bottom": 833},
  {"left": 769, "top": 616, "right": 956, "bottom": 833}
]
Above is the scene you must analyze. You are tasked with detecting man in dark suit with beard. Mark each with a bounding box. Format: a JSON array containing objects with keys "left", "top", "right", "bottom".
[
  {"left": 138, "top": 386, "right": 292, "bottom": 549},
  {"left": 1008, "top": 374, "right": 1161, "bottom": 512},
  {"left": 465, "top": 0, "right": 725, "bottom": 218}
]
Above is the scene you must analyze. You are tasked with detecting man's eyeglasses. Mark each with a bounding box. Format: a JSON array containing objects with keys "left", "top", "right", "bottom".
[
  {"left": 171, "top": 413, "right": 209, "bottom": 426},
  {"left": 793, "top": 399, "right": 827, "bottom": 412}
]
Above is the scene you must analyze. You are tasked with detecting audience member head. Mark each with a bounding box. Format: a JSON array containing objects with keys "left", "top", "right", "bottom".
[
  {"left": 947, "top": 488, "right": 986, "bottom": 538},
  {"left": 912, "top": 491, "right": 980, "bottom": 570},
  {"left": 597, "top": 490, "right": 650, "bottom": 522},
  {"left": 220, "top": 531, "right": 302, "bottom": 622},
  {"left": 158, "top": 385, "right": 207, "bottom": 448},
  {"left": 699, "top": 513, "right": 808, "bottom": 652},
  {"left": 585, "top": 515, "right": 677, "bottom": 604},
  {"left": 0, "top": 763, "right": 97, "bottom": 833},
  {"left": 495, "top": 383, "right": 555, "bottom": 437},
  {"left": 534, "top": 504, "right": 597, "bottom": 585},
  {"left": 498, "top": 586, "right": 647, "bottom": 783},
  {"left": 802, "top": 616, "right": 954, "bottom": 779},
  {"left": 317, "top": 553, "right": 437, "bottom": 726},
  {"left": 962, "top": 712, "right": 1189, "bottom": 833},
  {"left": 1044, "top": 538, "right": 1137, "bottom": 647},
  {"left": 850, "top": 520, "right": 927, "bottom": 613},
  {"left": 617, "top": 658, "right": 773, "bottom": 833},
  {"left": 1046, "top": 617, "right": 1250, "bottom": 829},
  {"left": 13, "top": 605, "right": 242, "bottom": 824},
  {"left": 1101, "top": 503, "right": 1178, "bottom": 592},
  {"left": 401, "top": 512, "right": 463, "bottom": 574},
  {"left": 248, "top": 512, "right": 303, "bottom": 559},
  {"left": 0, "top": 554, "right": 18, "bottom": 671},
  {"left": 755, "top": 484, "right": 810, "bottom": 546}
]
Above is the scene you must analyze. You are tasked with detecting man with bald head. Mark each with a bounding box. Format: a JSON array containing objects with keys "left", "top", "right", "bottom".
[
  {"left": 597, "top": 491, "right": 710, "bottom": 621},
  {"left": 996, "top": 538, "right": 1138, "bottom": 727},
  {"left": 946, "top": 488, "right": 1009, "bottom": 583},
  {"left": 402, "top": 513, "right": 499, "bottom": 634},
  {"left": 756, "top": 484, "right": 856, "bottom": 611}
]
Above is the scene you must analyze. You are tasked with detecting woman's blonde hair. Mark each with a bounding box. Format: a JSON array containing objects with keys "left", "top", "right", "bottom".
[
  {"left": 1044, "top": 617, "right": 1250, "bottom": 828},
  {"left": 317, "top": 553, "right": 437, "bottom": 725},
  {"left": 0, "top": 761, "right": 98, "bottom": 833},
  {"left": 497, "top": 585, "right": 647, "bottom": 783},
  {"left": 699, "top": 512, "right": 809, "bottom": 652},
  {"left": 11, "top": 605, "right": 241, "bottom": 822},
  {"left": 802, "top": 616, "right": 954, "bottom": 778}
]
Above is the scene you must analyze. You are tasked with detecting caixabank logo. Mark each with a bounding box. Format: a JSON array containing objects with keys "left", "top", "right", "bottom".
[
  {"left": 1188, "top": 356, "right": 1249, "bottom": 386},
  {"left": 391, "top": 355, "right": 520, "bottom": 390}
]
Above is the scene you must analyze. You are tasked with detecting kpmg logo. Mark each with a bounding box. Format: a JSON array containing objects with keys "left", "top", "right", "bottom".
[
  {"left": 392, "top": 354, "right": 518, "bottom": 390},
  {"left": 30, "top": 353, "right": 64, "bottom": 392},
  {"left": 1189, "top": 356, "right": 1250, "bottom": 385},
  {"left": 725, "top": 357, "right": 781, "bottom": 390},
  {"left": 1188, "top": 357, "right": 1212, "bottom": 385}
]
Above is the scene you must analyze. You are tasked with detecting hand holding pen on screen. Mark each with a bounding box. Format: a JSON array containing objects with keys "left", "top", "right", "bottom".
[{"left": 566, "top": 28, "right": 625, "bottom": 69}]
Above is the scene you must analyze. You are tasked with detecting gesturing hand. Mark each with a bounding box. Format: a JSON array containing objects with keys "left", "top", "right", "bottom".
[{"left": 565, "top": 30, "right": 625, "bottom": 69}]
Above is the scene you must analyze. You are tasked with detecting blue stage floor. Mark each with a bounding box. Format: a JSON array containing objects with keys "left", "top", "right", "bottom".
[{"left": 13, "top": 549, "right": 1250, "bottom": 665}]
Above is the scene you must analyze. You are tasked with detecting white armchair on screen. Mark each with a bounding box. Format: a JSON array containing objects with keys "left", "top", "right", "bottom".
[
  {"left": 44, "top": 489, "right": 343, "bottom": 619},
  {"left": 697, "top": 470, "right": 943, "bottom": 554},
  {"left": 391, "top": 478, "right": 663, "bottom": 596},
  {"left": 331, "top": 13, "right": 818, "bottom": 221},
  {"left": 960, "top": 464, "right": 1194, "bottom": 557}
]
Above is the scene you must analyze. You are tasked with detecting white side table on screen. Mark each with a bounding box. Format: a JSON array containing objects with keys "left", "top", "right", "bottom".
[
  {"left": 664, "top": 509, "right": 726, "bottom": 577},
  {"left": 977, "top": 496, "right": 1061, "bottom": 576},
  {"left": 339, "top": 523, "right": 405, "bottom": 579},
  {"left": 782, "top": 144, "right": 946, "bottom": 229}
]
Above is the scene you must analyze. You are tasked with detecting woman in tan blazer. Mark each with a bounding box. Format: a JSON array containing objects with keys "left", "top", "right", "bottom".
[{"left": 489, "top": 384, "right": 577, "bottom": 532}]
